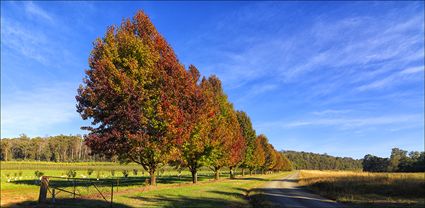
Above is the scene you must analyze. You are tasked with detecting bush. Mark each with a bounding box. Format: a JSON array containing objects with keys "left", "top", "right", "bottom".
[
  {"left": 87, "top": 168, "right": 94, "bottom": 176},
  {"left": 35, "top": 170, "right": 44, "bottom": 178},
  {"left": 122, "top": 170, "right": 129, "bottom": 178},
  {"left": 66, "top": 169, "right": 77, "bottom": 178}
]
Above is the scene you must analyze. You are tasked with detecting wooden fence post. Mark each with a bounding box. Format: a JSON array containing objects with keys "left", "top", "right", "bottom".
[
  {"left": 52, "top": 188, "right": 56, "bottom": 203},
  {"left": 38, "top": 176, "right": 49, "bottom": 204},
  {"left": 73, "top": 179, "right": 76, "bottom": 199},
  {"left": 111, "top": 181, "right": 114, "bottom": 208}
]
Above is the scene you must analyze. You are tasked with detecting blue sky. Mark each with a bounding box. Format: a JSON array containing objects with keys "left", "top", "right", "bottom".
[{"left": 1, "top": 1, "right": 424, "bottom": 159}]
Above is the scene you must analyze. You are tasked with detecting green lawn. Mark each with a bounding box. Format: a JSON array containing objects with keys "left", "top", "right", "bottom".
[
  {"left": 112, "top": 172, "right": 292, "bottom": 208},
  {"left": 1, "top": 161, "right": 292, "bottom": 207}
]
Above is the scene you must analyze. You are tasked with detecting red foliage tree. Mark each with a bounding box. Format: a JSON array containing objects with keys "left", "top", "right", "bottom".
[
  {"left": 76, "top": 11, "right": 192, "bottom": 185},
  {"left": 179, "top": 65, "right": 216, "bottom": 183}
]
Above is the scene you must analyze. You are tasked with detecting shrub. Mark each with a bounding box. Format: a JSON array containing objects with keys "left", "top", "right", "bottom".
[
  {"left": 122, "top": 170, "right": 129, "bottom": 178},
  {"left": 87, "top": 168, "right": 94, "bottom": 176},
  {"left": 35, "top": 170, "right": 44, "bottom": 178},
  {"left": 66, "top": 170, "right": 77, "bottom": 178}
]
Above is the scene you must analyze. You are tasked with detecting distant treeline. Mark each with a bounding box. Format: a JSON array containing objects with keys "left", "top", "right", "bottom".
[
  {"left": 363, "top": 148, "right": 425, "bottom": 172},
  {"left": 283, "top": 150, "right": 362, "bottom": 170},
  {"left": 0, "top": 135, "right": 108, "bottom": 162},
  {"left": 1, "top": 134, "right": 292, "bottom": 175}
]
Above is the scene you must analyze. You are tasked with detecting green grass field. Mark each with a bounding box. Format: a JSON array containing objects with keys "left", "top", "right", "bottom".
[{"left": 1, "top": 161, "right": 291, "bottom": 207}]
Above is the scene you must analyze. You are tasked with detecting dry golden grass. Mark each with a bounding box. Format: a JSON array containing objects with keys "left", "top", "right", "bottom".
[{"left": 298, "top": 170, "right": 425, "bottom": 208}]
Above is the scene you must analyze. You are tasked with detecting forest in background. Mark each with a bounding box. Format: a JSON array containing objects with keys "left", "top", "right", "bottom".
[
  {"left": 2, "top": 135, "right": 423, "bottom": 173},
  {"left": 362, "top": 148, "right": 425, "bottom": 172},
  {"left": 283, "top": 150, "right": 362, "bottom": 170}
]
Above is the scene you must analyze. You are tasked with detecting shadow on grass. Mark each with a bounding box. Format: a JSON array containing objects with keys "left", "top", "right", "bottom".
[
  {"left": 10, "top": 175, "right": 212, "bottom": 189},
  {"left": 249, "top": 187, "right": 424, "bottom": 208},
  {"left": 126, "top": 194, "right": 247, "bottom": 208},
  {"left": 231, "top": 177, "right": 269, "bottom": 181},
  {"left": 346, "top": 201, "right": 425, "bottom": 208},
  {"left": 3, "top": 198, "right": 131, "bottom": 208}
]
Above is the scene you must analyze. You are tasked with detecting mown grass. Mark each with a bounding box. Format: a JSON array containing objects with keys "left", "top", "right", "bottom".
[
  {"left": 103, "top": 172, "right": 293, "bottom": 208},
  {"left": 298, "top": 170, "right": 425, "bottom": 208},
  {"left": 1, "top": 161, "right": 291, "bottom": 207},
  {"left": 1, "top": 168, "right": 216, "bottom": 206}
]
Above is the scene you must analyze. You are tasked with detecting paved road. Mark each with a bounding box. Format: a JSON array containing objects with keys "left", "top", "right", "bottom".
[{"left": 257, "top": 172, "right": 345, "bottom": 208}]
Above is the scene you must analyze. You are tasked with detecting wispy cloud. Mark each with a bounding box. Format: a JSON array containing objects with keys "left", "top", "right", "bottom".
[
  {"left": 24, "top": 1, "right": 54, "bottom": 23},
  {"left": 259, "top": 114, "right": 423, "bottom": 130},
  {"left": 357, "top": 65, "right": 424, "bottom": 91},
  {"left": 312, "top": 109, "right": 352, "bottom": 116},
  {"left": 1, "top": 12, "right": 77, "bottom": 69},
  {"left": 1, "top": 17, "right": 50, "bottom": 65},
  {"left": 191, "top": 2, "right": 423, "bottom": 100},
  {"left": 1, "top": 83, "right": 80, "bottom": 137}
]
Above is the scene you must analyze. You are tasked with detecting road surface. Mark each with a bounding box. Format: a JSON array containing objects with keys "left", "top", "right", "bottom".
[{"left": 256, "top": 172, "right": 345, "bottom": 208}]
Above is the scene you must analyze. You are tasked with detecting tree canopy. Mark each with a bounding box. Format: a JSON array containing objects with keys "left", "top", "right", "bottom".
[{"left": 74, "top": 10, "right": 290, "bottom": 184}]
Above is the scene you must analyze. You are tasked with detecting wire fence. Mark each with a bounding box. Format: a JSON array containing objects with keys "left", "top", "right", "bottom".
[{"left": 39, "top": 176, "right": 150, "bottom": 207}]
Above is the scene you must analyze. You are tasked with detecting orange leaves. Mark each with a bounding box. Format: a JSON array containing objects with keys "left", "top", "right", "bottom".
[
  {"left": 76, "top": 11, "right": 192, "bottom": 185},
  {"left": 77, "top": 10, "right": 286, "bottom": 185}
]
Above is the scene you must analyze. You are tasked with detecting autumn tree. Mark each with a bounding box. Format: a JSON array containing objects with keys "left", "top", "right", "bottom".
[
  {"left": 280, "top": 153, "right": 293, "bottom": 171},
  {"left": 250, "top": 135, "right": 266, "bottom": 174},
  {"left": 227, "top": 111, "right": 246, "bottom": 179},
  {"left": 179, "top": 65, "right": 215, "bottom": 184},
  {"left": 201, "top": 76, "right": 245, "bottom": 180},
  {"left": 236, "top": 111, "right": 256, "bottom": 176},
  {"left": 272, "top": 151, "right": 283, "bottom": 172},
  {"left": 258, "top": 134, "right": 277, "bottom": 173},
  {"left": 76, "top": 11, "right": 192, "bottom": 185}
]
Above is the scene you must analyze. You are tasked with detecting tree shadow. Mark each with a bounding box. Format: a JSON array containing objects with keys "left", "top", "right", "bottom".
[
  {"left": 249, "top": 181, "right": 425, "bottom": 208},
  {"left": 126, "top": 194, "right": 247, "bottom": 208},
  {"left": 10, "top": 175, "right": 213, "bottom": 189},
  {"left": 249, "top": 187, "right": 346, "bottom": 208},
  {"left": 346, "top": 201, "right": 425, "bottom": 208},
  {"left": 11, "top": 178, "right": 148, "bottom": 189},
  {"left": 231, "top": 177, "right": 268, "bottom": 181},
  {"left": 2, "top": 198, "right": 132, "bottom": 208}
]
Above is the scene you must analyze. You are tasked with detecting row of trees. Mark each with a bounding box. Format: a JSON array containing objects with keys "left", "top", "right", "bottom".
[
  {"left": 283, "top": 150, "right": 362, "bottom": 170},
  {"left": 0, "top": 135, "right": 95, "bottom": 162},
  {"left": 363, "top": 148, "right": 425, "bottom": 172},
  {"left": 75, "top": 10, "right": 292, "bottom": 185}
]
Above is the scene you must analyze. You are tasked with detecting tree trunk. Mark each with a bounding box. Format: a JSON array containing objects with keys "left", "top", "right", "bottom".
[
  {"left": 242, "top": 168, "right": 245, "bottom": 176},
  {"left": 191, "top": 169, "right": 198, "bottom": 183},
  {"left": 214, "top": 168, "right": 220, "bottom": 180},
  {"left": 229, "top": 167, "right": 234, "bottom": 179},
  {"left": 149, "top": 169, "right": 156, "bottom": 186}
]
